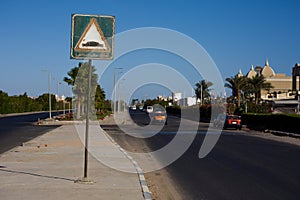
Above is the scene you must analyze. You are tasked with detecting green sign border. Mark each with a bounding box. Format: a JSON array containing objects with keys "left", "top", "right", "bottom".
[{"left": 70, "top": 14, "right": 115, "bottom": 60}]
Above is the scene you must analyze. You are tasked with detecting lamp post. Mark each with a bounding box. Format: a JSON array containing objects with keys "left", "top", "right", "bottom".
[
  {"left": 42, "top": 70, "right": 52, "bottom": 119},
  {"left": 200, "top": 84, "right": 203, "bottom": 105},
  {"left": 57, "top": 81, "right": 61, "bottom": 113},
  {"left": 113, "top": 68, "right": 123, "bottom": 114},
  {"left": 118, "top": 78, "right": 125, "bottom": 113},
  {"left": 48, "top": 72, "right": 52, "bottom": 119}
]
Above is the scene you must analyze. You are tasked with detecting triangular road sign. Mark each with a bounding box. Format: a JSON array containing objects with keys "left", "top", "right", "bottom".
[{"left": 75, "top": 18, "right": 110, "bottom": 52}]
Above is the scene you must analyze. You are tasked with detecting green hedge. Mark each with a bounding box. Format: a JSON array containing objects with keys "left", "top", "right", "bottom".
[{"left": 242, "top": 113, "right": 300, "bottom": 133}]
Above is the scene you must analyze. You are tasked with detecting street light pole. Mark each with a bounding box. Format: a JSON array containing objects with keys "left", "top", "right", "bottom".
[
  {"left": 113, "top": 68, "right": 122, "bottom": 114},
  {"left": 118, "top": 78, "right": 126, "bottom": 113},
  {"left": 41, "top": 69, "right": 52, "bottom": 119},
  {"left": 200, "top": 84, "right": 203, "bottom": 105},
  {"left": 48, "top": 71, "right": 52, "bottom": 119},
  {"left": 57, "top": 81, "right": 61, "bottom": 113}
]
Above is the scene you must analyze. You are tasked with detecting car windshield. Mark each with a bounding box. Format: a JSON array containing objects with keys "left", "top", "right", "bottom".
[{"left": 228, "top": 115, "right": 240, "bottom": 119}]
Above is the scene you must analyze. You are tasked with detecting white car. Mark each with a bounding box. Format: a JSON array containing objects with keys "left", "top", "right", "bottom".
[
  {"left": 146, "top": 106, "right": 153, "bottom": 114},
  {"left": 130, "top": 105, "right": 137, "bottom": 110}
]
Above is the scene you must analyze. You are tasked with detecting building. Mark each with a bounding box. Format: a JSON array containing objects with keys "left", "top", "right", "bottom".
[
  {"left": 292, "top": 63, "right": 300, "bottom": 91},
  {"left": 178, "top": 97, "right": 197, "bottom": 107},
  {"left": 243, "top": 59, "right": 300, "bottom": 100},
  {"left": 55, "top": 94, "right": 65, "bottom": 101},
  {"left": 172, "top": 92, "right": 182, "bottom": 105},
  {"left": 157, "top": 95, "right": 168, "bottom": 102}
]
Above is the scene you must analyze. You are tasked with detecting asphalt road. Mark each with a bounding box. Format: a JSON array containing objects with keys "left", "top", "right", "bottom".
[
  {"left": 0, "top": 112, "right": 61, "bottom": 154},
  {"left": 103, "top": 109, "right": 300, "bottom": 200}
]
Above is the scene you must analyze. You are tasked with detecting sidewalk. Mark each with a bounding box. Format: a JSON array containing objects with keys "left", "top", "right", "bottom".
[{"left": 0, "top": 122, "right": 146, "bottom": 200}]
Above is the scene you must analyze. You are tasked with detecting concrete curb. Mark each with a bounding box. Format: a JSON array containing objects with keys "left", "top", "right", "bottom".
[
  {"left": 102, "top": 129, "right": 152, "bottom": 200},
  {"left": 265, "top": 129, "right": 300, "bottom": 139}
]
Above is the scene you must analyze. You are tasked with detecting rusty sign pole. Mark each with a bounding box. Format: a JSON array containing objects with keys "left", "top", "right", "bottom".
[
  {"left": 71, "top": 14, "right": 115, "bottom": 184},
  {"left": 84, "top": 59, "right": 92, "bottom": 179}
]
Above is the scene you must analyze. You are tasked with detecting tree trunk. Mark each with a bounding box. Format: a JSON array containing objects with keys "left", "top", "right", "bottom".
[
  {"left": 237, "top": 89, "right": 241, "bottom": 108},
  {"left": 255, "top": 93, "right": 259, "bottom": 105},
  {"left": 76, "top": 99, "right": 81, "bottom": 119}
]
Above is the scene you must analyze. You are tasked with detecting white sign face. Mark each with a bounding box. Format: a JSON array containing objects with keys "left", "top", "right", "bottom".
[
  {"left": 78, "top": 22, "right": 107, "bottom": 50},
  {"left": 74, "top": 18, "right": 110, "bottom": 52}
]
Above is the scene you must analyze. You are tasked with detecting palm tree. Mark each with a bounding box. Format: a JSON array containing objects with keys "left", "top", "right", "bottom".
[
  {"left": 95, "top": 85, "right": 106, "bottom": 112},
  {"left": 247, "top": 74, "right": 272, "bottom": 105},
  {"left": 63, "top": 64, "right": 79, "bottom": 86},
  {"left": 64, "top": 62, "right": 98, "bottom": 119},
  {"left": 225, "top": 75, "right": 247, "bottom": 108},
  {"left": 195, "top": 80, "right": 213, "bottom": 105},
  {"left": 64, "top": 64, "right": 81, "bottom": 118}
]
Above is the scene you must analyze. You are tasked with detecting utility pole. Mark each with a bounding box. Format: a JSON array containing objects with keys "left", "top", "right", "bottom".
[
  {"left": 41, "top": 69, "right": 52, "bottom": 119},
  {"left": 113, "top": 68, "right": 122, "bottom": 114},
  {"left": 57, "top": 81, "right": 61, "bottom": 113},
  {"left": 48, "top": 72, "right": 52, "bottom": 119},
  {"left": 200, "top": 84, "right": 203, "bottom": 105}
]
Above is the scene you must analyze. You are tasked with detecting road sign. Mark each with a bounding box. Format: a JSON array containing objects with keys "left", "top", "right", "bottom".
[{"left": 71, "top": 14, "right": 115, "bottom": 60}]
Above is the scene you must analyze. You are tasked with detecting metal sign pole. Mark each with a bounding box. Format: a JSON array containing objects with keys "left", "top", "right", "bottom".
[
  {"left": 72, "top": 14, "right": 115, "bottom": 184},
  {"left": 84, "top": 59, "right": 92, "bottom": 179},
  {"left": 76, "top": 59, "right": 93, "bottom": 184}
]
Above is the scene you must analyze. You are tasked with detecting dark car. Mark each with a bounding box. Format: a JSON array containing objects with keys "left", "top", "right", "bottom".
[{"left": 214, "top": 114, "right": 242, "bottom": 130}]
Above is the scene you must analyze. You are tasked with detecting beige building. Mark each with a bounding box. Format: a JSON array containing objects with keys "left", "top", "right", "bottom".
[{"left": 242, "top": 59, "right": 299, "bottom": 100}]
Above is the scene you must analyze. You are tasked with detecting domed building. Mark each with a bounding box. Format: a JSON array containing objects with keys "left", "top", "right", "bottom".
[
  {"left": 243, "top": 59, "right": 299, "bottom": 100},
  {"left": 237, "top": 69, "right": 243, "bottom": 77},
  {"left": 261, "top": 59, "right": 276, "bottom": 78},
  {"left": 246, "top": 65, "right": 257, "bottom": 78}
]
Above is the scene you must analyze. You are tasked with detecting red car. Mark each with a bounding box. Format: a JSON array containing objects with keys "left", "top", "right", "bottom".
[{"left": 214, "top": 114, "right": 242, "bottom": 130}]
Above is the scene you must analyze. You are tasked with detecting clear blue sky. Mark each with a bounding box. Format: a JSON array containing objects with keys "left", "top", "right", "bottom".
[{"left": 1, "top": 0, "right": 300, "bottom": 100}]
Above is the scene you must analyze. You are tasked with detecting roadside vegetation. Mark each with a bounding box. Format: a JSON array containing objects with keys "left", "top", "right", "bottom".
[
  {"left": 64, "top": 62, "right": 111, "bottom": 120},
  {"left": 242, "top": 113, "right": 300, "bottom": 133},
  {"left": 0, "top": 91, "right": 72, "bottom": 114},
  {"left": 225, "top": 74, "right": 273, "bottom": 114},
  {"left": 224, "top": 74, "right": 300, "bottom": 133},
  {"left": 0, "top": 61, "right": 111, "bottom": 119},
  {"left": 164, "top": 76, "right": 299, "bottom": 133}
]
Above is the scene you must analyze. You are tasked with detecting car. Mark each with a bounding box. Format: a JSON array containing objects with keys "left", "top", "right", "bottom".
[
  {"left": 130, "top": 105, "right": 137, "bottom": 110},
  {"left": 146, "top": 106, "right": 153, "bottom": 114},
  {"left": 150, "top": 107, "right": 168, "bottom": 125},
  {"left": 214, "top": 114, "right": 242, "bottom": 130}
]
